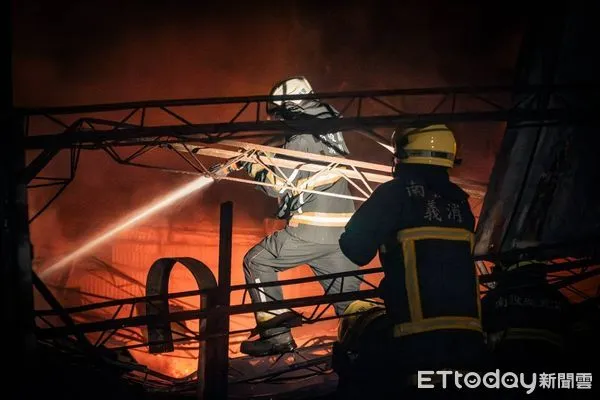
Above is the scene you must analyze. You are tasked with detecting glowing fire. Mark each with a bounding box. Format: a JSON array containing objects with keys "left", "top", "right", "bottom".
[
  {"left": 33, "top": 177, "right": 484, "bottom": 379},
  {"left": 40, "top": 176, "right": 214, "bottom": 279},
  {"left": 35, "top": 228, "right": 382, "bottom": 379}
]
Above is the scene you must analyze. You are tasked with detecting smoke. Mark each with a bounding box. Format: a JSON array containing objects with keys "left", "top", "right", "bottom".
[
  {"left": 14, "top": 0, "right": 524, "bottom": 264},
  {"left": 13, "top": 1, "right": 524, "bottom": 100},
  {"left": 14, "top": 0, "right": 525, "bottom": 379}
]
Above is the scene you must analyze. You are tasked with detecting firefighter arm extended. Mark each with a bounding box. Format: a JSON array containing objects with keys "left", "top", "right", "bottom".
[
  {"left": 246, "top": 136, "right": 310, "bottom": 198},
  {"left": 340, "top": 181, "right": 402, "bottom": 266}
]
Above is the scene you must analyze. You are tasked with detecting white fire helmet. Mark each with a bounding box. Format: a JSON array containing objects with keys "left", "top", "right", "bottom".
[{"left": 267, "top": 76, "right": 314, "bottom": 117}]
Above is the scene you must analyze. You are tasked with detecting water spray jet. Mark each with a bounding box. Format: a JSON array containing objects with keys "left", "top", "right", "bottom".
[{"left": 40, "top": 174, "right": 216, "bottom": 279}]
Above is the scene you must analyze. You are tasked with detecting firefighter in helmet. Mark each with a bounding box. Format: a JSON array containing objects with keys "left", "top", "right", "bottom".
[
  {"left": 238, "top": 77, "right": 361, "bottom": 357},
  {"left": 332, "top": 299, "right": 387, "bottom": 397},
  {"left": 338, "top": 124, "right": 486, "bottom": 395},
  {"left": 481, "top": 258, "right": 571, "bottom": 372}
]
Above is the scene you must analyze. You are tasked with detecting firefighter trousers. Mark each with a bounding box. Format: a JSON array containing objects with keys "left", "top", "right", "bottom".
[{"left": 243, "top": 229, "right": 360, "bottom": 323}]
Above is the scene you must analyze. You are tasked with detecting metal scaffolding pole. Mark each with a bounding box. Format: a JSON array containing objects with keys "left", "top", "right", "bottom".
[
  {"left": 1, "top": 0, "right": 36, "bottom": 385},
  {"left": 203, "top": 202, "right": 233, "bottom": 400}
]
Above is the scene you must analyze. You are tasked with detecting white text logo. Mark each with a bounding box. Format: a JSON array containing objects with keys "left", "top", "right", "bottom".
[{"left": 417, "top": 370, "right": 593, "bottom": 394}]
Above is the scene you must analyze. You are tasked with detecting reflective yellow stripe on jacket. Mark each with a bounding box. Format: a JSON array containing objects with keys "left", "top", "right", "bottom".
[{"left": 392, "top": 227, "right": 482, "bottom": 338}]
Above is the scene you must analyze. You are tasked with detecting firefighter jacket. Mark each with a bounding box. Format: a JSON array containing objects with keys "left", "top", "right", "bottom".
[
  {"left": 481, "top": 266, "right": 571, "bottom": 350},
  {"left": 247, "top": 104, "right": 355, "bottom": 245},
  {"left": 339, "top": 164, "right": 482, "bottom": 339}
]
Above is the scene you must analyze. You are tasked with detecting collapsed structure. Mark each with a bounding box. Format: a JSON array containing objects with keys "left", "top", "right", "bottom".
[{"left": 3, "top": 1, "right": 599, "bottom": 399}]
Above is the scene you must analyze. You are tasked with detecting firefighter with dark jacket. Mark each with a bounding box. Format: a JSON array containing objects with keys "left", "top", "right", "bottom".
[
  {"left": 337, "top": 124, "right": 486, "bottom": 395},
  {"left": 238, "top": 77, "right": 361, "bottom": 357},
  {"left": 481, "top": 259, "right": 571, "bottom": 372}
]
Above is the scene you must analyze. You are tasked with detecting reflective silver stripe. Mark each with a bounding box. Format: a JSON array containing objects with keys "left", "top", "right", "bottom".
[
  {"left": 255, "top": 278, "right": 267, "bottom": 303},
  {"left": 254, "top": 278, "right": 290, "bottom": 321},
  {"left": 292, "top": 215, "right": 351, "bottom": 223},
  {"left": 298, "top": 192, "right": 305, "bottom": 214}
]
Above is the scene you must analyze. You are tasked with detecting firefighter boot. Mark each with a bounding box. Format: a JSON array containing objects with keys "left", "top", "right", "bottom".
[{"left": 240, "top": 326, "right": 297, "bottom": 357}]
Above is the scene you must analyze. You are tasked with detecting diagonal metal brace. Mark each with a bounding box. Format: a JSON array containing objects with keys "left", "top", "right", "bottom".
[{"left": 20, "top": 148, "right": 61, "bottom": 184}]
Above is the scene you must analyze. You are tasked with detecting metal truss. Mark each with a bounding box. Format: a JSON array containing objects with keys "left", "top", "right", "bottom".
[
  {"left": 34, "top": 258, "right": 600, "bottom": 340},
  {"left": 166, "top": 140, "right": 485, "bottom": 199},
  {"left": 19, "top": 84, "right": 598, "bottom": 152},
  {"left": 23, "top": 84, "right": 600, "bottom": 396},
  {"left": 35, "top": 267, "right": 383, "bottom": 341},
  {"left": 35, "top": 265, "right": 383, "bottom": 394},
  {"left": 34, "top": 249, "right": 599, "bottom": 393},
  {"left": 26, "top": 146, "right": 81, "bottom": 223},
  {"left": 19, "top": 84, "right": 598, "bottom": 221}
]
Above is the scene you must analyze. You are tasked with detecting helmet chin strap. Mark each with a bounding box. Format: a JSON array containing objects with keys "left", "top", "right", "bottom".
[
  {"left": 391, "top": 144, "right": 409, "bottom": 177},
  {"left": 391, "top": 155, "right": 402, "bottom": 177}
]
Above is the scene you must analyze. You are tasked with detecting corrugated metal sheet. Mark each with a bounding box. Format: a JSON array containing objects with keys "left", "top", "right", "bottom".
[{"left": 475, "top": 3, "right": 600, "bottom": 258}]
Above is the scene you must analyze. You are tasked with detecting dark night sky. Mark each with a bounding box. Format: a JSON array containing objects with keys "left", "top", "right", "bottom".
[{"left": 12, "top": 0, "right": 525, "bottom": 256}]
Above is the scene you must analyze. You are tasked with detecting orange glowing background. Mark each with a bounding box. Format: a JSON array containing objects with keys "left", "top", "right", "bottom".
[{"left": 14, "top": 0, "right": 534, "bottom": 379}]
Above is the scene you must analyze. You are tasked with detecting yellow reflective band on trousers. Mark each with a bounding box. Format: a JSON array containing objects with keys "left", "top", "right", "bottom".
[
  {"left": 395, "top": 227, "right": 481, "bottom": 337},
  {"left": 501, "top": 328, "right": 564, "bottom": 348},
  {"left": 289, "top": 212, "right": 354, "bottom": 227}
]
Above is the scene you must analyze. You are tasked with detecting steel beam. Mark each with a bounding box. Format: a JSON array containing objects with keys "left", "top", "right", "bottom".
[
  {"left": 17, "top": 84, "right": 593, "bottom": 116},
  {"left": 22, "top": 108, "right": 594, "bottom": 151},
  {"left": 18, "top": 83, "right": 596, "bottom": 221},
  {"left": 36, "top": 289, "right": 379, "bottom": 339},
  {"left": 36, "top": 267, "right": 384, "bottom": 317},
  {"left": 1, "top": 0, "right": 35, "bottom": 385},
  {"left": 203, "top": 202, "right": 233, "bottom": 400},
  {"left": 35, "top": 253, "right": 595, "bottom": 318},
  {"left": 19, "top": 148, "right": 61, "bottom": 184},
  {"left": 34, "top": 259, "right": 598, "bottom": 340}
]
